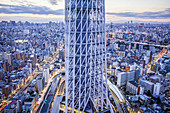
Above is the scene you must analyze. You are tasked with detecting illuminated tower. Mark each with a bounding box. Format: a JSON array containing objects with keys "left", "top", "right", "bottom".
[{"left": 65, "top": 0, "right": 108, "bottom": 112}]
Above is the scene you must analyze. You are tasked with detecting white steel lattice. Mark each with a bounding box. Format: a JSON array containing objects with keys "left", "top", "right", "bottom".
[{"left": 65, "top": 0, "right": 108, "bottom": 112}]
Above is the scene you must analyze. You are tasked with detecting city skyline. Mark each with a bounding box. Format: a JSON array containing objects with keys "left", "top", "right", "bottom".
[
  {"left": 0, "top": 4, "right": 169, "bottom": 113},
  {"left": 0, "top": 0, "right": 170, "bottom": 23}
]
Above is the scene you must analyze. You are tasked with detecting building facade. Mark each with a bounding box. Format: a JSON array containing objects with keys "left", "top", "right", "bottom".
[{"left": 126, "top": 81, "right": 144, "bottom": 95}]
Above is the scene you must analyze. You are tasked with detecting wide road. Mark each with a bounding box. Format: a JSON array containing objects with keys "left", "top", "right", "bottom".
[
  {"left": 40, "top": 95, "right": 53, "bottom": 113},
  {"left": 39, "top": 75, "right": 60, "bottom": 113}
]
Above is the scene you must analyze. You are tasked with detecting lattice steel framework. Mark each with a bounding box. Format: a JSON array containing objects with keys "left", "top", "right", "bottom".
[{"left": 65, "top": 0, "right": 108, "bottom": 112}]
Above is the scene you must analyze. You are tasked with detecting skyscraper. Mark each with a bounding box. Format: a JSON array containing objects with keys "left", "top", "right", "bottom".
[{"left": 65, "top": 0, "right": 108, "bottom": 112}]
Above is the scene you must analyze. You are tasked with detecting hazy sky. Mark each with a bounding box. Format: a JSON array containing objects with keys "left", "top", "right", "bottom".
[{"left": 0, "top": 0, "right": 170, "bottom": 23}]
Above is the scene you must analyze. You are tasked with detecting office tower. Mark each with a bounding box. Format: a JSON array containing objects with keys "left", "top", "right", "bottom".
[{"left": 65, "top": 0, "right": 108, "bottom": 112}]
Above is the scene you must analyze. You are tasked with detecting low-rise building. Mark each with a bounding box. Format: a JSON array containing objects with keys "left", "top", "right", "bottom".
[
  {"left": 4, "top": 104, "right": 17, "bottom": 113},
  {"left": 139, "top": 95, "right": 151, "bottom": 105},
  {"left": 24, "top": 92, "right": 38, "bottom": 112}
]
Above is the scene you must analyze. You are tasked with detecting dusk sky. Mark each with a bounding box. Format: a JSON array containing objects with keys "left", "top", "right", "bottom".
[{"left": 0, "top": 0, "right": 170, "bottom": 23}]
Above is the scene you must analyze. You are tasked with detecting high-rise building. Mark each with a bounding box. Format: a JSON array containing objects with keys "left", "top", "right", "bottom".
[
  {"left": 117, "top": 71, "right": 136, "bottom": 87},
  {"left": 36, "top": 75, "right": 45, "bottom": 93},
  {"left": 7, "top": 53, "right": 12, "bottom": 65},
  {"left": 65, "top": 0, "right": 108, "bottom": 112},
  {"left": 43, "top": 68, "right": 50, "bottom": 83},
  {"left": 2, "top": 85, "right": 11, "bottom": 98},
  {"left": 117, "top": 72, "right": 127, "bottom": 86}
]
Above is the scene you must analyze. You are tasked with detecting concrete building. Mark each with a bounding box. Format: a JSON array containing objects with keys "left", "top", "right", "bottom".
[
  {"left": 127, "top": 70, "right": 135, "bottom": 81},
  {"left": 117, "top": 72, "right": 127, "bottom": 86},
  {"left": 126, "top": 81, "right": 144, "bottom": 95},
  {"left": 139, "top": 79, "right": 154, "bottom": 93},
  {"left": 117, "top": 70, "right": 136, "bottom": 87},
  {"left": 43, "top": 68, "right": 50, "bottom": 83},
  {"left": 7, "top": 53, "right": 12, "bottom": 65},
  {"left": 153, "top": 83, "right": 163, "bottom": 97},
  {"left": 36, "top": 75, "right": 45, "bottom": 93},
  {"left": 27, "top": 80, "right": 36, "bottom": 92}
]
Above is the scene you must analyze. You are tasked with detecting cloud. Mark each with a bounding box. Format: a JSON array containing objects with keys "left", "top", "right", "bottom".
[
  {"left": 49, "top": 0, "right": 58, "bottom": 5},
  {"left": 10, "top": 0, "right": 32, "bottom": 4},
  {"left": 0, "top": 3, "right": 169, "bottom": 20},
  {"left": 107, "top": 8, "right": 170, "bottom": 19},
  {"left": 0, "top": 4, "right": 64, "bottom": 15}
]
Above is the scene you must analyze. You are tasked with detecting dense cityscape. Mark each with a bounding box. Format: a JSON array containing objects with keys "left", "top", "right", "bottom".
[
  {"left": 0, "top": 0, "right": 170, "bottom": 113},
  {"left": 0, "top": 20, "right": 169, "bottom": 113}
]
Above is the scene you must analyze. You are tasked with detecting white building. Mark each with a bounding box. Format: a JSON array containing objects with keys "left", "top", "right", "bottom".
[
  {"left": 36, "top": 75, "right": 45, "bottom": 93},
  {"left": 43, "top": 68, "right": 50, "bottom": 83},
  {"left": 117, "top": 72, "right": 127, "bottom": 86},
  {"left": 117, "top": 70, "right": 136, "bottom": 87},
  {"left": 2, "top": 52, "right": 7, "bottom": 60},
  {"left": 153, "top": 83, "right": 163, "bottom": 97},
  {"left": 127, "top": 71, "right": 135, "bottom": 81},
  {"left": 115, "top": 68, "right": 123, "bottom": 77}
]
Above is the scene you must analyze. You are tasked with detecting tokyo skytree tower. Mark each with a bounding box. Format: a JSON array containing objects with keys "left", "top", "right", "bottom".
[{"left": 65, "top": 0, "right": 108, "bottom": 112}]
